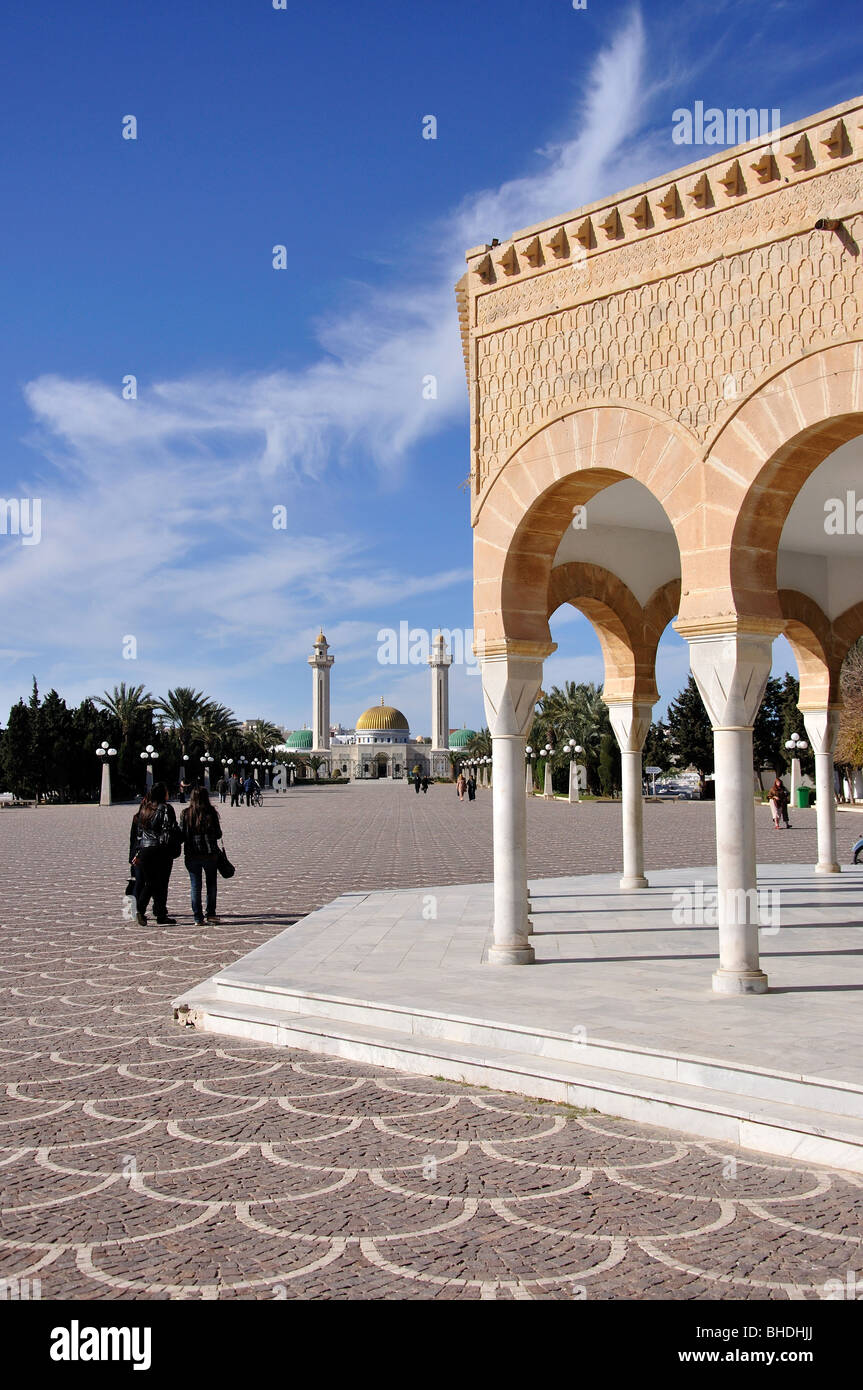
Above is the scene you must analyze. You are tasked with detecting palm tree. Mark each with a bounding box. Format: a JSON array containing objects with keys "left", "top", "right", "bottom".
[
  {"left": 535, "top": 681, "right": 610, "bottom": 794},
  {"left": 155, "top": 687, "right": 211, "bottom": 756},
  {"left": 464, "top": 727, "right": 492, "bottom": 758},
  {"left": 94, "top": 683, "right": 154, "bottom": 741},
  {"left": 194, "top": 702, "right": 239, "bottom": 753},
  {"left": 243, "top": 719, "right": 284, "bottom": 757}
]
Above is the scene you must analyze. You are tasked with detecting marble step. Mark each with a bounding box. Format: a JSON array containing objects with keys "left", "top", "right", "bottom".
[
  {"left": 174, "top": 990, "right": 863, "bottom": 1173},
  {"left": 179, "top": 974, "right": 863, "bottom": 1123}
]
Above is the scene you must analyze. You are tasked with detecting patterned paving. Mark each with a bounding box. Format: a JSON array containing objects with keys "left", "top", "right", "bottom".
[{"left": 1, "top": 788, "right": 861, "bottom": 1299}]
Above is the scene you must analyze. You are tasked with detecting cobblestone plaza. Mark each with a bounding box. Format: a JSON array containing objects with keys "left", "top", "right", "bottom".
[{"left": 2, "top": 787, "right": 862, "bottom": 1300}]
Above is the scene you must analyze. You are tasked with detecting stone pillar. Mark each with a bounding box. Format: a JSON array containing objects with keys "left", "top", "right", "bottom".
[
  {"left": 99, "top": 760, "right": 112, "bottom": 807},
  {"left": 525, "top": 756, "right": 534, "bottom": 796},
  {"left": 803, "top": 709, "right": 841, "bottom": 874},
  {"left": 568, "top": 758, "right": 580, "bottom": 803},
  {"left": 481, "top": 640, "right": 554, "bottom": 965},
  {"left": 429, "top": 633, "right": 452, "bottom": 752},
  {"left": 542, "top": 756, "right": 554, "bottom": 799},
  {"left": 687, "top": 629, "right": 774, "bottom": 995},
  {"left": 309, "top": 631, "right": 334, "bottom": 752},
  {"left": 203, "top": 765, "right": 211, "bottom": 792},
  {"left": 607, "top": 703, "right": 652, "bottom": 890}
]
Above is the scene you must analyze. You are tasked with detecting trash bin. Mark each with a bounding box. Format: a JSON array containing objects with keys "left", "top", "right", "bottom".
[{"left": 796, "top": 786, "right": 811, "bottom": 809}]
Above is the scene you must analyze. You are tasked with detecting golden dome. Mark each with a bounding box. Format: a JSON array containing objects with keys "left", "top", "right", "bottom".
[{"left": 356, "top": 697, "right": 410, "bottom": 732}]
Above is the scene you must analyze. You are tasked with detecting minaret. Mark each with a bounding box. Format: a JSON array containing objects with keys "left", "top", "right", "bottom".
[
  {"left": 308, "top": 630, "right": 334, "bottom": 751},
  {"left": 429, "top": 632, "right": 451, "bottom": 751}
]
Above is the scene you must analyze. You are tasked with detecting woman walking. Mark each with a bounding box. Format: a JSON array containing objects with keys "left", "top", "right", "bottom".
[
  {"left": 456, "top": 771, "right": 467, "bottom": 801},
  {"left": 129, "top": 783, "right": 179, "bottom": 926},
  {"left": 768, "top": 776, "right": 791, "bottom": 829},
  {"left": 181, "top": 787, "right": 223, "bottom": 925}
]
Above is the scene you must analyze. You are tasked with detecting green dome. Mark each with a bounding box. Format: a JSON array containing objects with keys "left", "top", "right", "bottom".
[
  {"left": 285, "top": 729, "right": 313, "bottom": 749},
  {"left": 448, "top": 727, "right": 477, "bottom": 749}
]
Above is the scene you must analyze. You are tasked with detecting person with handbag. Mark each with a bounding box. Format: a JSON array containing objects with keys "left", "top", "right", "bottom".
[
  {"left": 180, "top": 787, "right": 224, "bottom": 925},
  {"left": 129, "top": 783, "right": 180, "bottom": 926}
]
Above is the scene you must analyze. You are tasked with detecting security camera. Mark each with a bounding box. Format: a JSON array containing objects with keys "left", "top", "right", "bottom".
[{"left": 815, "top": 217, "right": 840, "bottom": 231}]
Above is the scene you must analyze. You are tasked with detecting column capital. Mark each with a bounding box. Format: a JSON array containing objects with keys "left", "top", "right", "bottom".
[
  {"left": 802, "top": 707, "right": 841, "bottom": 755},
  {"left": 475, "top": 636, "right": 557, "bottom": 663},
  {"left": 480, "top": 639, "right": 556, "bottom": 739},
  {"left": 685, "top": 629, "right": 774, "bottom": 729},
  {"left": 606, "top": 700, "right": 653, "bottom": 752}
]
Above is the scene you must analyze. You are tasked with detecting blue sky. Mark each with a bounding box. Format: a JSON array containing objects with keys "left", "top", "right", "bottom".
[{"left": 2, "top": 0, "right": 862, "bottom": 736}]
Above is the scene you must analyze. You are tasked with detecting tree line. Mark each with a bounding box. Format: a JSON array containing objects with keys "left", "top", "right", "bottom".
[{"left": 0, "top": 682, "right": 283, "bottom": 803}]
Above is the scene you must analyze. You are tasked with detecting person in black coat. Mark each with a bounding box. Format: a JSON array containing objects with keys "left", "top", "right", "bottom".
[
  {"left": 129, "top": 783, "right": 178, "bottom": 926},
  {"left": 180, "top": 787, "right": 223, "bottom": 924}
]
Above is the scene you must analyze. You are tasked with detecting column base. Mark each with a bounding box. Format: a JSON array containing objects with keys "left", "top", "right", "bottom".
[
  {"left": 815, "top": 862, "right": 841, "bottom": 874},
  {"left": 488, "top": 944, "right": 535, "bottom": 966},
  {"left": 619, "top": 875, "right": 649, "bottom": 890},
  {"left": 711, "top": 969, "right": 769, "bottom": 995}
]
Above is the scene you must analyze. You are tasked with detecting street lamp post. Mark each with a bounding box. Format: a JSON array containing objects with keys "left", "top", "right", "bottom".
[
  {"left": 564, "top": 740, "right": 584, "bottom": 803},
  {"left": 95, "top": 741, "right": 117, "bottom": 806},
  {"left": 525, "top": 745, "right": 535, "bottom": 796},
  {"left": 200, "top": 750, "right": 214, "bottom": 792},
  {"left": 541, "top": 744, "right": 554, "bottom": 799},
  {"left": 785, "top": 731, "right": 808, "bottom": 807},
  {"left": 139, "top": 744, "right": 158, "bottom": 792}
]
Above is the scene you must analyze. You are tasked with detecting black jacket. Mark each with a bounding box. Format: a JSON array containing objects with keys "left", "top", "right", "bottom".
[
  {"left": 129, "top": 802, "right": 178, "bottom": 862},
  {"left": 180, "top": 807, "right": 222, "bottom": 859}
]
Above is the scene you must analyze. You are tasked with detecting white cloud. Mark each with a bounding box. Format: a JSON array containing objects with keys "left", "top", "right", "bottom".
[{"left": 4, "top": 7, "right": 665, "bottom": 725}]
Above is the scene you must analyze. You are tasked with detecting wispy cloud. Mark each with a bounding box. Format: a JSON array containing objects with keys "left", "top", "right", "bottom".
[{"left": 5, "top": 7, "right": 665, "bottom": 725}]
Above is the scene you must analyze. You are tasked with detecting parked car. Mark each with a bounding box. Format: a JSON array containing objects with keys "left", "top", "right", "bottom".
[{"left": 853, "top": 835, "right": 863, "bottom": 864}]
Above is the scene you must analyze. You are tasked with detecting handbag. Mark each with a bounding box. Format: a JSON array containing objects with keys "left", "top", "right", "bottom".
[{"left": 216, "top": 845, "right": 235, "bottom": 879}]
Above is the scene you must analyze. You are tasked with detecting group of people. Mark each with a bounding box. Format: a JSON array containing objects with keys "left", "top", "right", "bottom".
[
  {"left": 456, "top": 771, "right": 477, "bottom": 802},
  {"left": 129, "top": 783, "right": 225, "bottom": 926},
  {"left": 216, "top": 773, "right": 260, "bottom": 806}
]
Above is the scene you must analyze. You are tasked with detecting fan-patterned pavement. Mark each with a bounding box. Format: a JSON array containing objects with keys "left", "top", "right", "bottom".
[{"left": 1, "top": 789, "right": 861, "bottom": 1299}]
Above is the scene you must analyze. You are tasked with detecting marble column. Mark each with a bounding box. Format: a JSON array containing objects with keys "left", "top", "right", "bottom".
[
  {"left": 607, "top": 702, "right": 652, "bottom": 890},
  {"left": 481, "top": 640, "right": 554, "bottom": 965},
  {"left": 99, "top": 760, "right": 112, "bottom": 807},
  {"left": 803, "top": 709, "right": 841, "bottom": 874},
  {"left": 687, "top": 629, "right": 774, "bottom": 994}
]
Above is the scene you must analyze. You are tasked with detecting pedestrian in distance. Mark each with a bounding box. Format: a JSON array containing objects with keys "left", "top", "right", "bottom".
[
  {"left": 768, "top": 777, "right": 791, "bottom": 828},
  {"left": 244, "top": 773, "right": 258, "bottom": 806},
  {"left": 229, "top": 773, "right": 240, "bottom": 807},
  {"left": 467, "top": 773, "right": 476, "bottom": 802},
  {"left": 216, "top": 776, "right": 228, "bottom": 804},
  {"left": 457, "top": 771, "right": 467, "bottom": 801},
  {"left": 129, "top": 782, "right": 180, "bottom": 926},
  {"left": 180, "top": 787, "right": 223, "bottom": 925},
  {"left": 421, "top": 775, "right": 429, "bottom": 794},
  {"left": 413, "top": 772, "right": 421, "bottom": 795}
]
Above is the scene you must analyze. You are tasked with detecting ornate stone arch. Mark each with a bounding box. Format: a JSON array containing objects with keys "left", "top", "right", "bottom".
[
  {"left": 695, "top": 341, "right": 863, "bottom": 628},
  {"left": 473, "top": 404, "right": 694, "bottom": 646}
]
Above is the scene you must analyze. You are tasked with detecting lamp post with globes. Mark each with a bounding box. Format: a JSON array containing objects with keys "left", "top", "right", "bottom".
[
  {"left": 139, "top": 744, "right": 158, "bottom": 792},
  {"left": 525, "top": 745, "right": 535, "bottom": 796},
  {"left": 200, "top": 750, "right": 214, "bottom": 792},
  {"left": 564, "top": 739, "right": 584, "bottom": 804},
  {"left": 96, "top": 741, "right": 117, "bottom": 806},
  {"left": 539, "top": 744, "right": 555, "bottom": 799},
  {"left": 785, "top": 730, "right": 808, "bottom": 808}
]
